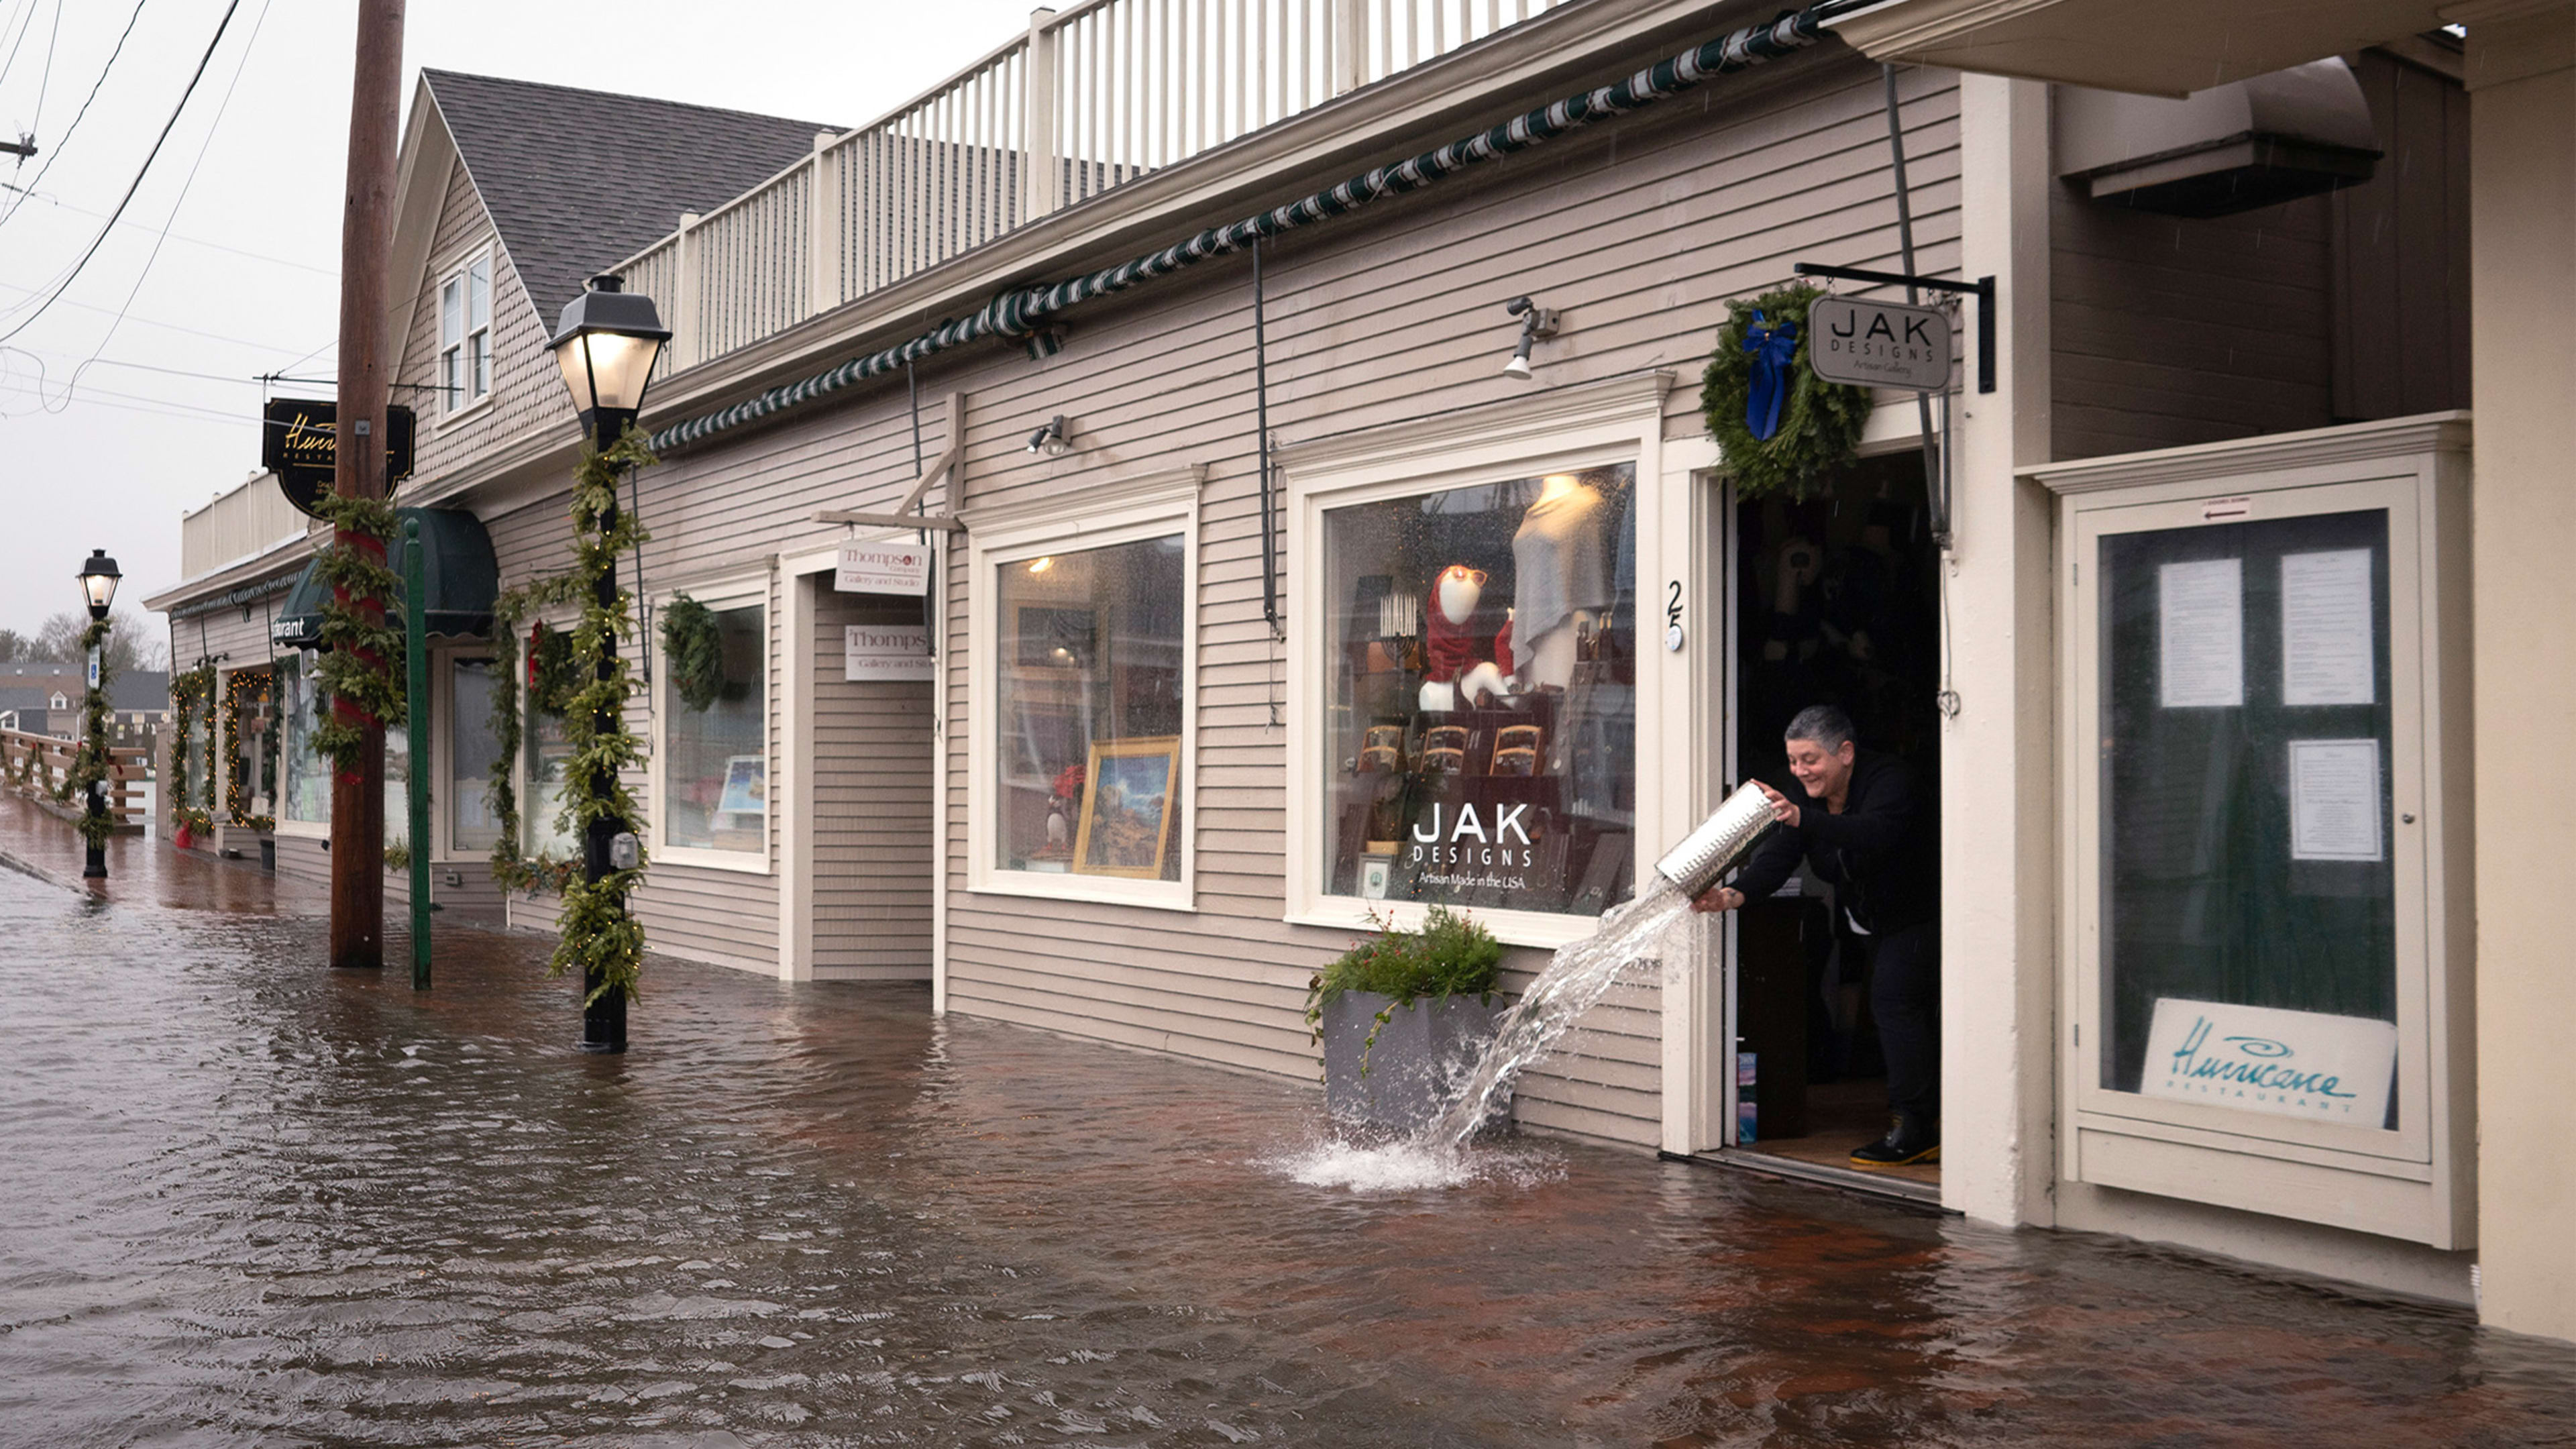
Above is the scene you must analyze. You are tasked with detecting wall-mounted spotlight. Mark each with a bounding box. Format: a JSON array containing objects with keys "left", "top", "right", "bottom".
[
  {"left": 1026, "top": 415, "right": 1070, "bottom": 456},
  {"left": 1501, "top": 297, "right": 1560, "bottom": 380}
]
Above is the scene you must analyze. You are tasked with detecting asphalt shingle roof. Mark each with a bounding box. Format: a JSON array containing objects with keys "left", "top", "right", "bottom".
[{"left": 423, "top": 70, "right": 835, "bottom": 327}]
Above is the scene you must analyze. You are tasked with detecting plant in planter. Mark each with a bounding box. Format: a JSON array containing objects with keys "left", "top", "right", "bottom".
[{"left": 1306, "top": 905, "right": 1508, "bottom": 1138}]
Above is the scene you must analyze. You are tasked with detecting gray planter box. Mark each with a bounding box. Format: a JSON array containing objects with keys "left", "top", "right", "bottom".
[{"left": 1321, "top": 990, "right": 1511, "bottom": 1139}]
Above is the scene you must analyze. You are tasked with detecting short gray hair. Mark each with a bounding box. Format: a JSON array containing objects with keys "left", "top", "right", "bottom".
[{"left": 1783, "top": 704, "right": 1855, "bottom": 752}]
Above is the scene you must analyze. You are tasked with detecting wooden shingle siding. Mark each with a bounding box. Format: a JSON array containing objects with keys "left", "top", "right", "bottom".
[
  {"left": 399, "top": 156, "right": 576, "bottom": 488},
  {"left": 456, "top": 54, "right": 1957, "bottom": 1150}
]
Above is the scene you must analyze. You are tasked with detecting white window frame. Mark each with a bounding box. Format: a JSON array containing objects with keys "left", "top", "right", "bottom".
[
  {"left": 964, "top": 468, "right": 1201, "bottom": 912},
  {"left": 2037, "top": 413, "right": 2474, "bottom": 1250},
  {"left": 511, "top": 608, "right": 586, "bottom": 865},
  {"left": 273, "top": 649, "right": 329, "bottom": 840},
  {"left": 437, "top": 647, "right": 501, "bottom": 862},
  {"left": 1281, "top": 373, "right": 1674, "bottom": 951},
  {"left": 649, "top": 572, "right": 774, "bottom": 875},
  {"left": 437, "top": 245, "right": 495, "bottom": 419}
]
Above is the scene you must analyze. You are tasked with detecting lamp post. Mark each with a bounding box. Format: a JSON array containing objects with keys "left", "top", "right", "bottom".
[
  {"left": 75, "top": 549, "right": 120, "bottom": 880},
  {"left": 548, "top": 274, "right": 668, "bottom": 1054}
]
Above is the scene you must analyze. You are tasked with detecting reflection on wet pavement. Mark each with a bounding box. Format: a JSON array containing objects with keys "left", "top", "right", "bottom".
[{"left": 3, "top": 837, "right": 2573, "bottom": 1445}]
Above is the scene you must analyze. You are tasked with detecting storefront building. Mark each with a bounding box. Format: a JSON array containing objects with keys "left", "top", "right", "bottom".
[{"left": 153, "top": 0, "right": 2575, "bottom": 1346}]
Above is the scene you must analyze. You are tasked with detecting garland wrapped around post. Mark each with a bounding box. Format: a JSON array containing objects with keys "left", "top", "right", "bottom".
[
  {"left": 166, "top": 664, "right": 215, "bottom": 835},
  {"left": 1699, "top": 282, "right": 1873, "bottom": 500},
  {"left": 62, "top": 620, "right": 121, "bottom": 848},
  {"left": 549, "top": 427, "right": 655, "bottom": 1005},
  {"left": 305, "top": 492, "right": 407, "bottom": 769}
]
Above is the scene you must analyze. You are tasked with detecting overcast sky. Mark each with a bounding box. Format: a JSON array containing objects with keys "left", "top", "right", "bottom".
[{"left": 0, "top": 0, "right": 1038, "bottom": 645}]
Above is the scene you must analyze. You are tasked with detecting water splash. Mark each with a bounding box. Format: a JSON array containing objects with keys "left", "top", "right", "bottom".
[
  {"left": 1282, "top": 877, "right": 1696, "bottom": 1190},
  {"left": 1422, "top": 876, "right": 1693, "bottom": 1148}
]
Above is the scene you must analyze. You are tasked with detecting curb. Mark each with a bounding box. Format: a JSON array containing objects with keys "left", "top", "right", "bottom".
[{"left": 0, "top": 845, "right": 84, "bottom": 895}]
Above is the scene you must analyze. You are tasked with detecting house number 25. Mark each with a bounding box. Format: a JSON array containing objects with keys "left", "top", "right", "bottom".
[{"left": 1664, "top": 580, "right": 1686, "bottom": 652}]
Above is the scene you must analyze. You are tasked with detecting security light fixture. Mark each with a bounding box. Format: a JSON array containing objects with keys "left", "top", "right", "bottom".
[
  {"left": 550, "top": 274, "right": 671, "bottom": 445},
  {"left": 1026, "top": 415, "right": 1070, "bottom": 456},
  {"left": 76, "top": 549, "right": 121, "bottom": 621},
  {"left": 1501, "top": 297, "right": 1559, "bottom": 381}
]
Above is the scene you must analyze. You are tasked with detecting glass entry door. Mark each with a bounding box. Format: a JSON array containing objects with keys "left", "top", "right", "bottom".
[{"left": 2070, "top": 478, "right": 2430, "bottom": 1164}]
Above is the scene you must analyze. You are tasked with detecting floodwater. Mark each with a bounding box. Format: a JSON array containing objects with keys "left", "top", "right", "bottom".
[{"left": 5, "top": 842, "right": 2576, "bottom": 1444}]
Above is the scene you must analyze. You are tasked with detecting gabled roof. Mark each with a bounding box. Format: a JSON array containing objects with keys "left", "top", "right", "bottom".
[{"left": 419, "top": 69, "right": 835, "bottom": 326}]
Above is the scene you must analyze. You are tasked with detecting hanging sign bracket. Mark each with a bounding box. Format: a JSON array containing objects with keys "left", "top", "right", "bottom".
[{"left": 1792, "top": 262, "right": 1995, "bottom": 394}]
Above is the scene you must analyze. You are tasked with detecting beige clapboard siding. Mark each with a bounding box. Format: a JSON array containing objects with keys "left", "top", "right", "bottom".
[
  {"left": 399, "top": 157, "right": 575, "bottom": 488},
  {"left": 480, "top": 490, "right": 782, "bottom": 970},
  {"left": 917, "top": 55, "right": 1950, "bottom": 1144},
  {"left": 810, "top": 584, "right": 934, "bottom": 978},
  {"left": 455, "top": 52, "right": 1954, "bottom": 1149},
  {"left": 2050, "top": 179, "right": 2335, "bottom": 461}
]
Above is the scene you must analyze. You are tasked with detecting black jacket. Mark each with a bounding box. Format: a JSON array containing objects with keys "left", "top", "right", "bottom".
[{"left": 1729, "top": 750, "right": 1935, "bottom": 934}]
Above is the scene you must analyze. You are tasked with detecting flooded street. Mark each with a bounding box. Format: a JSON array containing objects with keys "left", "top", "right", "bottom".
[{"left": 4, "top": 840, "right": 2575, "bottom": 1446}]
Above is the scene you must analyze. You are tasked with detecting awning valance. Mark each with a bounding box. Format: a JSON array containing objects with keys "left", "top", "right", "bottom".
[{"left": 272, "top": 506, "right": 498, "bottom": 651}]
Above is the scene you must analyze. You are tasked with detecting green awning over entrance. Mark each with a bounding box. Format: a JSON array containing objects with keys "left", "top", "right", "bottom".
[{"left": 271, "top": 506, "right": 499, "bottom": 651}]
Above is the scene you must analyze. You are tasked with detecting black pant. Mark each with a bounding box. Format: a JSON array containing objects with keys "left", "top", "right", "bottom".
[{"left": 1854, "top": 919, "right": 1939, "bottom": 1121}]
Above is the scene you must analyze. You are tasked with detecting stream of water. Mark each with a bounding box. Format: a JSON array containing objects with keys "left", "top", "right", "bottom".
[{"left": 1285, "top": 876, "right": 1696, "bottom": 1190}]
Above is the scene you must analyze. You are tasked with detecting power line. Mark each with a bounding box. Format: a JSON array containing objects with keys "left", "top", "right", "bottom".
[
  {"left": 0, "top": 0, "right": 40, "bottom": 95},
  {"left": 0, "top": 277, "right": 321, "bottom": 358},
  {"left": 0, "top": 372, "right": 253, "bottom": 423},
  {"left": 56, "top": 0, "right": 273, "bottom": 409},
  {"left": 0, "top": 0, "right": 149, "bottom": 233},
  {"left": 0, "top": 180, "right": 333, "bottom": 274},
  {"left": 0, "top": 0, "right": 244, "bottom": 343}
]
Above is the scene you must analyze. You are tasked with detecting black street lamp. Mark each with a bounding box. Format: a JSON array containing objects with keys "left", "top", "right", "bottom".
[
  {"left": 75, "top": 549, "right": 119, "bottom": 880},
  {"left": 549, "top": 275, "right": 668, "bottom": 1054}
]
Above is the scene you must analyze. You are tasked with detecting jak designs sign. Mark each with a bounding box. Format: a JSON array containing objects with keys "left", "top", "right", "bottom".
[{"left": 1807, "top": 297, "right": 1952, "bottom": 391}]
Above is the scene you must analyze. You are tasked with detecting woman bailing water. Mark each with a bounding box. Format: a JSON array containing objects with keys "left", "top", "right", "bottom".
[{"left": 1691, "top": 704, "right": 1941, "bottom": 1169}]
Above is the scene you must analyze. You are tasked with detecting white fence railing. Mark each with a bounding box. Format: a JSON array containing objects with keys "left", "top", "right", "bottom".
[{"left": 608, "top": 0, "right": 1569, "bottom": 372}]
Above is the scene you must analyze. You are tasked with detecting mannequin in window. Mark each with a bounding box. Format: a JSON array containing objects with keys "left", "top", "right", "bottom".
[
  {"left": 1511, "top": 474, "right": 1611, "bottom": 692},
  {"left": 1419, "top": 566, "right": 1487, "bottom": 712}
]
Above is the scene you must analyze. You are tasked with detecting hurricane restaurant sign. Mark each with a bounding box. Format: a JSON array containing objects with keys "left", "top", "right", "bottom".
[
  {"left": 262, "top": 398, "right": 417, "bottom": 517},
  {"left": 1807, "top": 297, "right": 1952, "bottom": 392},
  {"left": 2139, "top": 998, "right": 2397, "bottom": 1126}
]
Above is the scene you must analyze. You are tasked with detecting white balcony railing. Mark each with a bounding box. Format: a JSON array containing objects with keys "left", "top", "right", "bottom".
[{"left": 609, "top": 0, "right": 1570, "bottom": 374}]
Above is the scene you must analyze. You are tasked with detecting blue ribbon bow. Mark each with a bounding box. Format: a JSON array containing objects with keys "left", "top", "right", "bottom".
[{"left": 1741, "top": 311, "right": 1800, "bottom": 441}]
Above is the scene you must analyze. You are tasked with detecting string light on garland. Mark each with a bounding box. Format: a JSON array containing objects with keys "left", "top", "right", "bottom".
[
  {"left": 167, "top": 665, "right": 215, "bottom": 836},
  {"left": 223, "top": 666, "right": 276, "bottom": 833}
]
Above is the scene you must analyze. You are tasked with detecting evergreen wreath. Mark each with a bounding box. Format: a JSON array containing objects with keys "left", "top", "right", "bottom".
[
  {"left": 659, "top": 593, "right": 725, "bottom": 712},
  {"left": 528, "top": 622, "right": 580, "bottom": 717},
  {"left": 1699, "top": 282, "right": 1874, "bottom": 500},
  {"left": 305, "top": 492, "right": 407, "bottom": 769}
]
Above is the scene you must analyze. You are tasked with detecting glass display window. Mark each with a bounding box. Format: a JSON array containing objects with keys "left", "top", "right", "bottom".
[
  {"left": 280, "top": 652, "right": 331, "bottom": 828},
  {"left": 966, "top": 476, "right": 1198, "bottom": 910},
  {"left": 523, "top": 692, "right": 579, "bottom": 859},
  {"left": 994, "top": 537, "right": 1186, "bottom": 881},
  {"left": 1317, "top": 464, "right": 1638, "bottom": 920},
  {"left": 449, "top": 657, "right": 502, "bottom": 854},
  {"left": 2048, "top": 419, "right": 2473, "bottom": 1250},
  {"left": 383, "top": 723, "right": 411, "bottom": 855},
  {"left": 656, "top": 588, "right": 769, "bottom": 864}
]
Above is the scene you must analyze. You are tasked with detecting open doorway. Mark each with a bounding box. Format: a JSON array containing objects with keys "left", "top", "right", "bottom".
[{"left": 1727, "top": 450, "right": 1943, "bottom": 1193}]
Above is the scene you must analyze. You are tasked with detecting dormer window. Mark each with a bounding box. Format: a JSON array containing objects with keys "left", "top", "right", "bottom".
[
  {"left": 440, "top": 248, "right": 493, "bottom": 414},
  {"left": 50, "top": 692, "right": 66, "bottom": 710}
]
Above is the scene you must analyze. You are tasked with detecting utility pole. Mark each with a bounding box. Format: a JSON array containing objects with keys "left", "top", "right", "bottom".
[
  {"left": 0, "top": 136, "right": 34, "bottom": 160},
  {"left": 329, "top": 0, "right": 404, "bottom": 971}
]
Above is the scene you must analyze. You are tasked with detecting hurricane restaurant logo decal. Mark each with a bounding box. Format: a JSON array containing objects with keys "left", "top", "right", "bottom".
[{"left": 2137, "top": 998, "right": 2398, "bottom": 1127}]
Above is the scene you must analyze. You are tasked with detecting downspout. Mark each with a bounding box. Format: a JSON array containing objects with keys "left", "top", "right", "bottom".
[{"left": 647, "top": 1, "right": 1872, "bottom": 458}]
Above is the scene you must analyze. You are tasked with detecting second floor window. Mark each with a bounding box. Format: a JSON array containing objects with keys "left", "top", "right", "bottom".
[{"left": 440, "top": 250, "right": 492, "bottom": 413}]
